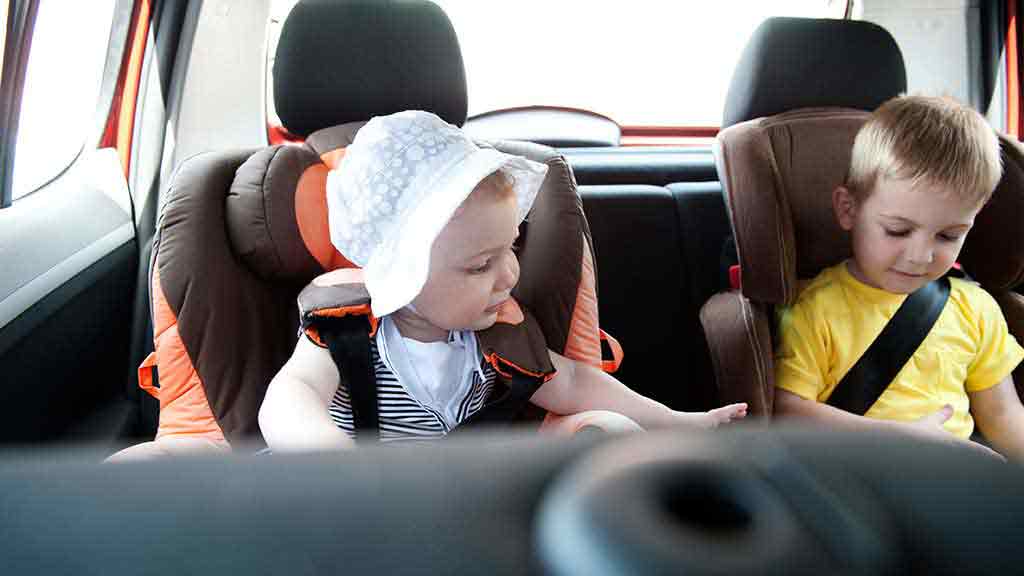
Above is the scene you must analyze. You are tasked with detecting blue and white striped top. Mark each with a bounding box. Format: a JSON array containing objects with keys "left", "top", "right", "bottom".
[{"left": 328, "top": 332, "right": 498, "bottom": 442}]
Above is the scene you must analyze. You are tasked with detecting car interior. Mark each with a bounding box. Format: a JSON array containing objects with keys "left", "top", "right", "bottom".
[{"left": 2, "top": 0, "right": 1024, "bottom": 573}]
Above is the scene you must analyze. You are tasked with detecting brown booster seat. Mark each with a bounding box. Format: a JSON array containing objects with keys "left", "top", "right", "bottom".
[
  {"left": 113, "top": 0, "right": 618, "bottom": 458},
  {"left": 701, "top": 17, "right": 1024, "bottom": 417}
]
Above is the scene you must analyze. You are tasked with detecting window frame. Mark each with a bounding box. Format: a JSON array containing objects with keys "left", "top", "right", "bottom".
[{"left": 0, "top": 0, "right": 38, "bottom": 208}]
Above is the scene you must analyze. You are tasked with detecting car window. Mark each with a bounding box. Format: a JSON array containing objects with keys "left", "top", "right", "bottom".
[
  {"left": 267, "top": 0, "right": 847, "bottom": 129},
  {"left": 12, "top": 0, "right": 117, "bottom": 200},
  {"left": 434, "top": 0, "right": 847, "bottom": 127}
]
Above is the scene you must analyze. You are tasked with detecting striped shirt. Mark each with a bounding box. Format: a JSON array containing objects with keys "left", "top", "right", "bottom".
[{"left": 328, "top": 338, "right": 498, "bottom": 442}]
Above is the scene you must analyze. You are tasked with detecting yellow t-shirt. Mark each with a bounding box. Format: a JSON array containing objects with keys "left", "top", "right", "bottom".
[{"left": 775, "top": 261, "right": 1024, "bottom": 438}]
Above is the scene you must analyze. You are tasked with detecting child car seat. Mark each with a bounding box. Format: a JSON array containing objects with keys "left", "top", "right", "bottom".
[
  {"left": 702, "top": 17, "right": 1024, "bottom": 416},
  {"left": 701, "top": 17, "right": 903, "bottom": 416},
  {"left": 110, "top": 0, "right": 618, "bottom": 459}
]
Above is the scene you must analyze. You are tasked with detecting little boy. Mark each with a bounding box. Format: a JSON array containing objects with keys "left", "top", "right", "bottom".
[
  {"left": 260, "top": 111, "right": 746, "bottom": 450},
  {"left": 774, "top": 95, "right": 1024, "bottom": 460}
]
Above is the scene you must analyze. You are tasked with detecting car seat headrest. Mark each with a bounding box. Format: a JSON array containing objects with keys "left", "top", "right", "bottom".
[
  {"left": 273, "top": 0, "right": 467, "bottom": 137},
  {"left": 722, "top": 17, "right": 906, "bottom": 129},
  {"left": 718, "top": 109, "right": 869, "bottom": 305},
  {"left": 722, "top": 120, "right": 1024, "bottom": 306},
  {"left": 227, "top": 124, "right": 362, "bottom": 283},
  {"left": 960, "top": 134, "right": 1024, "bottom": 291}
]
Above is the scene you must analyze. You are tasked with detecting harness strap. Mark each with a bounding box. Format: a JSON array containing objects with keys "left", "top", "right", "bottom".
[
  {"left": 457, "top": 372, "right": 545, "bottom": 429},
  {"left": 317, "top": 315, "right": 380, "bottom": 442}
]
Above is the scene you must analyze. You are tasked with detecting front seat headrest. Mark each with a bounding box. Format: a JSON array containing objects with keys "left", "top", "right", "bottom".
[
  {"left": 273, "top": 0, "right": 468, "bottom": 136},
  {"left": 722, "top": 17, "right": 906, "bottom": 128}
]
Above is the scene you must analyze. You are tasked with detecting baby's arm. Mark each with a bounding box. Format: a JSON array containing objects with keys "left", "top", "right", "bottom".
[
  {"left": 529, "top": 350, "right": 747, "bottom": 429},
  {"left": 970, "top": 376, "right": 1024, "bottom": 460},
  {"left": 259, "top": 336, "right": 355, "bottom": 451}
]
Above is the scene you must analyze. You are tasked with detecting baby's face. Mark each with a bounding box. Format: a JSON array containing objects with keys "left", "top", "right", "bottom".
[
  {"left": 836, "top": 177, "right": 983, "bottom": 294},
  {"left": 409, "top": 186, "right": 520, "bottom": 332}
]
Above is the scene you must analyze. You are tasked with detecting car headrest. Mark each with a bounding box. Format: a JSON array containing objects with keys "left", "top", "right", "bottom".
[
  {"left": 227, "top": 124, "right": 361, "bottom": 283},
  {"left": 224, "top": 120, "right": 605, "bottom": 355},
  {"left": 722, "top": 17, "right": 906, "bottom": 129},
  {"left": 717, "top": 108, "right": 869, "bottom": 305},
  {"left": 720, "top": 118, "right": 1024, "bottom": 307},
  {"left": 273, "top": 0, "right": 468, "bottom": 137}
]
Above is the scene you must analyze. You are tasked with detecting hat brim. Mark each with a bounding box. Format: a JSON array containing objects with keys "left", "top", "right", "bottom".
[{"left": 366, "top": 149, "right": 548, "bottom": 317}]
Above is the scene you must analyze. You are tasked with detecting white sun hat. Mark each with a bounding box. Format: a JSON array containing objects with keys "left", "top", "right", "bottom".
[{"left": 325, "top": 110, "right": 549, "bottom": 317}]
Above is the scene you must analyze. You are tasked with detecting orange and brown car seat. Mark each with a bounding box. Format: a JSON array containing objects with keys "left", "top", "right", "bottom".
[{"left": 111, "top": 0, "right": 621, "bottom": 459}]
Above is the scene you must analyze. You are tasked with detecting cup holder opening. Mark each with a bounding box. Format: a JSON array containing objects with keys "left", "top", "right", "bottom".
[{"left": 661, "top": 473, "right": 754, "bottom": 535}]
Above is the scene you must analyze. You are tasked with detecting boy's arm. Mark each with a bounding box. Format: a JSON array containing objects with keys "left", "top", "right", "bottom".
[
  {"left": 969, "top": 376, "right": 1024, "bottom": 461},
  {"left": 776, "top": 388, "right": 1003, "bottom": 459},
  {"left": 776, "top": 388, "right": 928, "bottom": 431},
  {"left": 259, "top": 336, "right": 355, "bottom": 452},
  {"left": 530, "top": 350, "right": 746, "bottom": 429}
]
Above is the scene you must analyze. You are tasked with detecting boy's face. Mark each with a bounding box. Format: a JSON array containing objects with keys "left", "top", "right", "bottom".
[
  {"left": 409, "top": 186, "right": 520, "bottom": 333},
  {"left": 834, "top": 177, "right": 984, "bottom": 294}
]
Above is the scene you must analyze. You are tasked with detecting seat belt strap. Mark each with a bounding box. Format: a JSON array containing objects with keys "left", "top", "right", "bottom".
[
  {"left": 317, "top": 315, "right": 380, "bottom": 442},
  {"left": 826, "top": 276, "right": 951, "bottom": 416}
]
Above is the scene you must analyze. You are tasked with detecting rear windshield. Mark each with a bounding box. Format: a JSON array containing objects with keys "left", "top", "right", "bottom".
[{"left": 268, "top": 1, "right": 848, "bottom": 128}]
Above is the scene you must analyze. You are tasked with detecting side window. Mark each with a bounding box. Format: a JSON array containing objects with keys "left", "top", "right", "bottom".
[{"left": 12, "top": 0, "right": 117, "bottom": 200}]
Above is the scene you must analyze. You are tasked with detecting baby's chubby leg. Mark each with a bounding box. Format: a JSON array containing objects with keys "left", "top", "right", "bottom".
[{"left": 540, "top": 410, "right": 644, "bottom": 437}]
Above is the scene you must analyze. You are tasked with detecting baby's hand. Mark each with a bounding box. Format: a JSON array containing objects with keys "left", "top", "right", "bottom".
[
  {"left": 703, "top": 403, "right": 748, "bottom": 428},
  {"left": 673, "top": 403, "right": 748, "bottom": 429}
]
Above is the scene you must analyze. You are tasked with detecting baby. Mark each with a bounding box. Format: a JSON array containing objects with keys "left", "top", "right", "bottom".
[{"left": 259, "top": 110, "right": 746, "bottom": 449}]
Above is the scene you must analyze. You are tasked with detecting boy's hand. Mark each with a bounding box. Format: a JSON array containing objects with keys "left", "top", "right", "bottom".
[
  {"left": 903, "top": 404, "right": 1004, "bottom": 461},
  {"left": 907, "top": 404, "right": 955, "bottom": 436}
]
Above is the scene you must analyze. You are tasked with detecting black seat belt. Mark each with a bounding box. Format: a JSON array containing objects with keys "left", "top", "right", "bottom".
[
  {"left": 316, "top": 316, "right": 547, "bottom": 439},
  {"left": 317, "top": 315, "right": 380, "bottom": 442},
  {"left": 826, "top": 276, "right": 951, "bottom": 415}
]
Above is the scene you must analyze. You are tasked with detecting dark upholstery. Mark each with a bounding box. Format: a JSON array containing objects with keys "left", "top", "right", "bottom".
[
  {"left": 960, "top": 135, "right": 1024, "bottom": 291},
  {"left": 965, "top": 136, "right": 1024, "bottom": 399},
  {"left": 580, "top": 185, "right": 724, "bottom": 411},
  {"left": 580, "top": 185, "right": 685, "bottom": 405},
  {"left": 274, "top": 0, "right": 468, "bottom": 135},
  {"left": 722, "top": 17, "right": 906, "bottom": 128},
  {"left": 227, "top": 146, "right": 327, "bottom": 283}
]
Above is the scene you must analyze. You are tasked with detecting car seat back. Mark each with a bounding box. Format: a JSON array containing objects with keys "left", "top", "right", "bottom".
[
  {"left": 117, "top": 0, "right": 610, "bottom": 455},
  {"left": 705, "top": 17, "right": 1024, "bottom": 414},
  {"left": 960, "top": 135, "right": 1024, "bottom": 399},
  {"left": 701, "top": 17, "right": 907, "bottom": 415}
]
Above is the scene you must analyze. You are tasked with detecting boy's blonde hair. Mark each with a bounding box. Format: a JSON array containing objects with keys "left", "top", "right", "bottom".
[{"left": 846, "top": 95, "right": 1002, "bottom": 205}]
